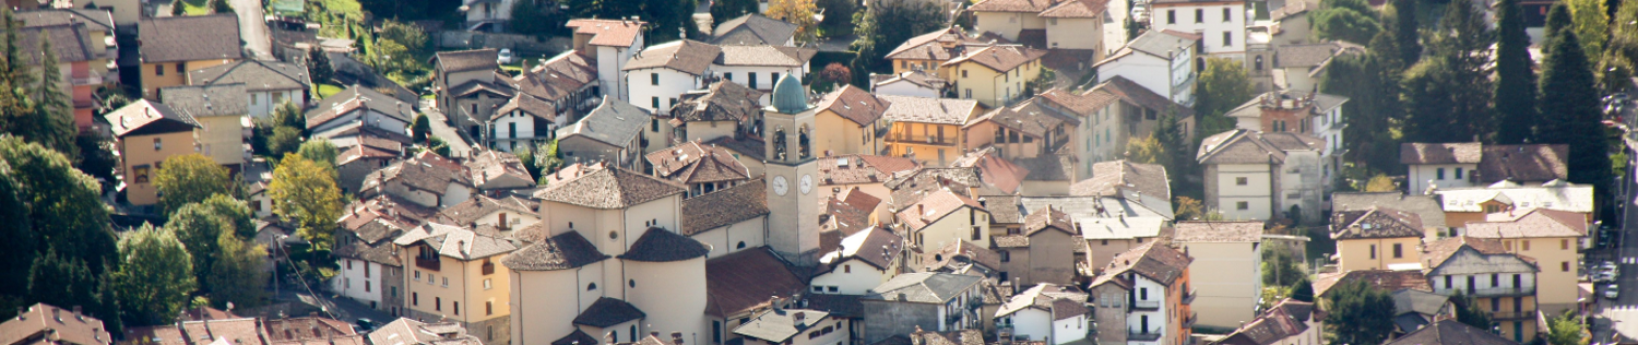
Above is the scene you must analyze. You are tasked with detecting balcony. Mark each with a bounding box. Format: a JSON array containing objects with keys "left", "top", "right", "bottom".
[
  {"left": 1132, "top": 300, "right": 1161, "bottom": 311},
  {"left": 1492, "top": 309, "right": 1538, "bottom": 321},
  {"left": 415, "top": 257, "right": 441, "bottom": 271},
  {"left": 1472, "top": 286, "right": 1536, "bottom": 297},
  {"left": 1184, "top": 312, "right": 1198, "bottom": 327},
  {"left": 885, "top": 134, "right": 958, "bottom": 146},
  {"left": 1128, "top": 329, "right": 1162, "bottom": 341},
  {"left": 71, "top": 74, "right": 103, "bottom": 86},
  {"left": 1182, "top": 289, "right": 1196, "bottom": 305}
]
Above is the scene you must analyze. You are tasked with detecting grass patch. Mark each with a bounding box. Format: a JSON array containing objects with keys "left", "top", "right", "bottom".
[
  {"left": 181, "top": 0, "right": 211, "bottom": 15},
  {"left": 315, "top": 83, "right": 344, "bottom": 99}
]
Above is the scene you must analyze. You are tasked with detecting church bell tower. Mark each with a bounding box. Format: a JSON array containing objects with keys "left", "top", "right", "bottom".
[{"left": 763, "top": 74, "right": 820, "bottom": 266}]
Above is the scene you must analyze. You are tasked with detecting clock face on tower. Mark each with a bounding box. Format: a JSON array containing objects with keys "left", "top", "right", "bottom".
[
  {"left": 772, "top": 175, "right": 789, "bottom": 196},
  {"left": 800, "top": 174, "right": 813, "bottom": 194}
]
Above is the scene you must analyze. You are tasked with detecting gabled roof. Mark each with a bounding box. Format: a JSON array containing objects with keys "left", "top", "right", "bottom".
[
  {"left": 1071, "top": 160, "right": 1171, "bottom": 199},
  {"left": 866, "top": 273, "right": 984, "bottom": 303},
  {"left": 897, "top": 189, "right": 986, "bottom": 231},
  {"left": 1174, "top": 221, "right": 1264, "bottom": 242},
  {"left": 618, "top": 227, "right": 711, "bottom": 262},
  {"left": 681, "top": 180, "right": 770, "bottom": 235},
  {"left": 994, "top": 283, "right": 1088, "bottom": 318},
  {"left": 623, "top": 39, "right": 721, "bottom": 74},
  {"left": 16, "top": 8, "right": 113, "bottom": 31},
  {"left": 557, "top": 98, "right": 649, "bottom": 148},
  {"left": 1089, "top": 241, "right": 1192, "bottom": 288},
  {"left": 392, "top": 223, "right": 518, "bottom": 260},
  {"left": 711, "top": 14, "right": 798, "bottom": 46},
  {"left": 922, "top": 240, "right": 1001, "bottom": 274},
  {"left": 816, "top": 155, "right": 920, "bottom": 186},
  {"left": 1274, "top": 41, "right": 1365, "bottom": 68},
  {"left": 1386, "top": 320, "right": 1522, "bottom": 345},
  {"left": 566, "top": 19, "right": 647, "bottom": 47},
  {"left": 878, "top": 95, "right": 980, "bottom": 125},
  {"left": 189, "top": 60, "right": 312, "bottom": 92},
  {"left": 433, "top": 48, "right": 499, "bottom": 73},
  {"left": 1400, "top": 142, "right": 1484, "bottom": 165},
  {"left": 1039, "top": 0, "right": 1110, "bottom": 18},
  {"left": 516, "top": 51, "right": 598, "bottom": 102},
  {"left": 1023, "top": 206, "right": 1076, "bottom": 236},
  {"left": 0, "top": 303, "right": 112, "bottom": 345},
  {"left": 1433, "top": 180, "right": 1594, "bottom": 213},
  {"left": 648, "top": 141, "right": 752, "bottom": 184},
  {"left": 734, "top": 309, "right": 830, "bottom": 342},
  {"left": 501, "top": 230, "right": 608, "bottom": 271},
  {"left": 1330, "top": 206, "right": 1425, "bottom": 240},
  {"left": 816, "top": 85, "right": 892, "bottom": 126},
  {"left": 1333, "top": 192, "right": 1448, "bottom": 229},
  {"left": 705, "top": 247, "right": 809, "bottom": 317},
  {"left": 950, "top": 148, "right": 1029, "bottom": 194},
  {"left": 1218, "top": 299, "right": 1322, "bottom": 345},
  {"left": 1311, "top": 270, "right": 1430, "bottom": 297},
  {"left": 964, "top": 99, "right": 1080, "bottom": 138},
  {"left": 671, "top": 81, "right": 763, "bottom": 123},
  {"left": 573, "top": 298, "right": 646, "bottom": 328},
  {"left": 822, "top": 189, "right": 881, "bottom": 236},
  {"left": 1477, "top": 144, "right": 1569, "bottom": 183},
  {"left": 535, "top": 163, "right": 686, "bottom": 209},
  {"left": 1422, "top": 240, "right": 1538, "bottom": 276},
  {"left": 305, "top": 85, "right": 417, "bottom": 129},
  {"left": 1197, "top": 129, "right": 1322, "bottom": 165},
  {"left": 160, "top": 83, "right": 248, "bottom": 118},
  {"left": 18, "top": 25, "right": 92, "bottom": 64},
  {"left": 105, "top": 99, "right": 201, "bottom": 137},
  {"left": 819, "top": 227, "right": 903, "bottom": 271},
  {"left": 715, "top": 45, "right": 815, "bottom": 67},
  {"left": 360, "top": 152, "right": 474, "bottom": 197},
  {"left": 466, "top": 149, "right": 534, "bottom": 188},
  {"left": 884, "top": 27, "right": 989, "bottom": 61},
  {"left": 138, "top": 15, "right": 242, "bottom": 63},
  {"left": 1465, "top": 208, "right": 1589, "bottom": 239},
  {"left": 969, "top": 0, "right": 1056, "bottom": 13},
  {"left": 436, "top": 195, "right": 537, "bottom": 226},
  {"left": 942, "top": 45, "right": 1048, "bottom": 72},
  {"left": 1097, "top": 30, "right": 1198, "bottom": 65},
  {"left": 873, "top": 70, "right": 946, "bottom": 90}
]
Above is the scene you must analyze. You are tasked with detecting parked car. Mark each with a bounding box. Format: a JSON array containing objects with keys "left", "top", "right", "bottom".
[
  {"left": 1604, "top": 262, "right": 1621, "bottom": 277},
  {"left": 498, "top": 49, "right": 515, "bottom": 64},
  {"left": 1131, "top": 6, "right": 1150, "bottom": 23},
  {"left": 1606, "top": 283, "right": 1621, "bottom": 300},
  {"left": 355, "top": 318, "right": 375, "bottom": 332}
]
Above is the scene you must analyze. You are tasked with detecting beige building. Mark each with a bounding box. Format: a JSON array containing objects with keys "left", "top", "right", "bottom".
[
  {"left": 1420, "top": 236, "right": 1540, "bottom": 343},
  {"left": 106, "top": 100, "right": 201, "bottom": 206},
  {"left": 1331, "top": 207, "right": 1426, "bottom": 272},
  {"left": 1213, "top": 299, "right": 1324, "bottom": 345},
  {"left": 994, "top": 206, "right": 1079, "bottom": 286},
  {"left": 896, "top": 189, "right": 991, "bottom": 253},
  {"left": 812, "top": 85, "right": 891, "bottom": 156},
  {"left": 394, "top": 223, "right": 518, "bottom": 345},
  {"left": 138, "top": 15, "right": 241, "bottom": 98},
  {"left": 968, "top": 0, "right": 1108, "bottom": 51},
  {"left": 1020, "top": 195, "right": 1171, "bottom": 274},
  {"left": 159, "top": 83, "right": 249, "bottom": 170},
  {"left": 943, "top": 45, "right": 1048, "bottom": 107},
  {"left": 1173, "top": 221, "right": 1264, "bottom": 330},
  {"left": 877, "top": 95, "right": 981, "bottom": 166},
  {"left": 1464, "top": 208, "right": 1587, "bottom": 314}
]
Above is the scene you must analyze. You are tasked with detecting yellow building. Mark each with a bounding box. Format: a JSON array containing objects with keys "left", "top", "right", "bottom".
[
  {"left": 942, "top": 45, "right": 1048, "bottom": 107},
  {"left": 1421, "top": 236, "right": 1541, "bottom": 343},
  {"left": 883, "top": 27, "right": 990, "bottom": 76},
  {"left": 1464, "top": 208, "right": 1588, "bottom": 314},
  {"left": 159, "top": 83, "right": 249, "bottom": 170},
  {"left": 395, "top": 223, "right": 518, "bottom": 345},
  {"left": 876, "top": 95, "right": 980, "bottom": 166},
  {"left": 895, "top": 189, "right": 990, "bottom": 253},
  {"left": 138, "top": 15, "right": 242, "bottom": 98},
  {"left": 812, "top": 85, "right": 891, "bottom": 156},
  {"left": 1330, "top": 207, "right": 1426, "bottom": 273},
  {"left": 106, "top": 100, "right": 201, "bottom": 206}
]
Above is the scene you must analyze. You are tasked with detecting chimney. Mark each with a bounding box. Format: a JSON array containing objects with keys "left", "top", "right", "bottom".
[
  {"left": 15, "top": 307, "right": 23, "bottom": 321},
  {"left": 793, "top": 312, "right": 805, "bottom": 323},
  {"left": 72, "top": 306, "right": 81, "bottom": 321},
  {"left": 670, "top": 332, "right": 684, "bottom": 345},
  {"left": 605, "top": 332, "right": 615, "bottom": 345},
  {"left": 650, "top": 331, "right": 660, "bottom": 339}
]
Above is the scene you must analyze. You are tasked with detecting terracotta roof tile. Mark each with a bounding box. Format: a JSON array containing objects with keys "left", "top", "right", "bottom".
[
  {"left": 942, "top": 45, "right": 1048, "bottom": 72},
  {"left": 1089, "top": 241, "right": 1192, "bottom": 287},
  {"left": 672, "top": 81, "right": 763, "bottom": 123},
  {"left": 623, "top": 39, "right": 721, "bottom": 75},
  {"left": 896, "top": 189, "right": 986, "bottom": 231},
  {"left": 1023, "top": 206, "right": 1076, "bottom": 236},
  {"left": 1071, "top": 160, "right": 1171, "bottom": 199},
  {"left": 817, "top": 85, "right": 892, "bottom": 126},
  {"left": 878, "top": 95, "right": 980, "bottom": 125},
  {"left": 0, "top": 303, "right": 111, "bottom": 345},
  {"left": 1465, "top": 208, "right": 1589, "bottom": 238},
  {"left": 1477, "top": 144, "right": 1568, "bottom": 183},
  {"left": 1311, "top": 270, "right": 1431, "bottom": 297},
  {"left": 950, "top": 148, "right": 1029, "bottom": 194},
  {"left": 705, "top": 248, "right": 809, "bottom": 317},
  {"left": 1330, "top": 207, "right": 1425, "bottom": 240},
  {"left": 535, "top": 163, "right": 686, "bottom": 209},
  {"left": 970, "top": 0, "right": 1056, "bottom": 12},
  {"left": 1173, "top": 221, "right": 1263, "bottom": 242},
  {"left": 816, "top": 155, "right": 920, "bottom": 186},
  {"left": 710, "top": 14, "right": 797, "bottom": 46},
  {"left": 1400, "top": 142, "right": 1483, "bottom": 165},
  {"left": 566, "top": 19, "right": 647, "bottom": 47},
  {"left": 1039, "top": 0, "right": 1110, "bottom": 17},
  {"left": 681, "top": 180, "right": 770, "bottom": 235}
]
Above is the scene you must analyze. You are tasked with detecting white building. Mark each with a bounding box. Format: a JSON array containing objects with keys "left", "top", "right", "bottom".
[
  {"left": 712, "top": 45, "right": 814, "bottom": 102},
  {"left": 187, "top": 60, "right": 310, "bottom": 118},
  {"left": 732, "top": 308, "right": 849, "bottom": 345},
  {"left": 1401, "top": 143, "right": 1570, "bottom": 195},
  {"left": 1093, "top": 30, "right": 1200, "bottom": 106},
  {"left": 1171, "top": 221, "right": 1263, "bottom": 329},
  {"left": 566, "top": 19, "right": 648, "bottom": 102},
  {"left": 306, "top": 85, "right": 417, "bottom": 146},
  {"left": 1195, "top": 129, "right": 1324, "bottom": 222},
  {"left": 994, "top": 283, "right": 1091, "bottom": 345},
  {"left": 1088, "top": 242, "right": 1193, "bottom": 345},
  {"left": 1222, "top": 91, "right": 1349, "bottom": 190},
  {"left": 872, "top": 70, "right": 945, "bottom": 98},
  {"left": 624, "top": 40, "right": 721, "bottom": 114},
  {"left": 460, "top": 0, "right": 515, "bottom": 31},
  {"left": 1148, "top": 0, "right": 1248, "bottom": 59},
  {"left": 810, "top": 227, "right": 904, "bottom": 295}
]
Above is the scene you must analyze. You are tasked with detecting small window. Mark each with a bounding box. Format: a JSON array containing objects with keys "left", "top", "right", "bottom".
[
  {"left": 435, "top": 297, "right": 442, "bottom": 311},
  {"left": 1236, "top": 201, "right": 1249, "bottom": 210},
  {"left": 629, "top": 279, "right": 636, "bottom": 288},
  {"left": 484, "top": 278, "right": 492, "bottom": 290},
  {"left": 1370, "top": 244, "right": 1377, "bottom": 259},
  {"left": 650, "top": 73, "right": 659, "bottom": 85},
  {"left": 486, "top": 301, "right": 493, "bottom": 315},
  {"left": 1562, "top": 239, "right": 1570, "bottom": 250},
  {"left": 1236, "top": 177, "right": 1248, "bottom": 185},
  {"left": 588, "top": 283, "right": 598, "bottom": 291},
  {"left": 1455, "top": 167, "right": 1465, "bottom": 179},
  {"left": 844, "top": 265, "right": 851, "bottom": 273},
  {"left": 153, "top": 138, "right": 163, "bottom": 151},
  {"left": 1437, "top": 168, "right": 1446, "bottom": 180},
  {"left": 962, "top": 70, "right": 968, "bottom": 78},
  {"left": 175, "top": 63, "right": 184, "bottom": 73},
  {"left": 1523, "top": 240, "right": 1531, "bottom": 250},
  {"left": 1393, "top": 243, "right": 1403, "bottom": 258},
  {"left": 724, "top": 72, "right": 733, "bottom": 81},
  {"left": 1223, "top": 7, "right": 1231, "bottom": 22},
  {"left": 651, "top": 97, "right": 660, "bottom": 109},
  {"left": 1223, "top": 31, "right": 1233, "bottom": 46},
  {"left": 1195, "top": 8, "right": 1203, "bottom": 22},
  {"left": 999, "top": 251, "right": 1010, "bottom": 262},
  {"left": 154, "top": 64, "right": 164, "bottom": 76},
  {"left": 737, "top": 241, "right": 747, "bottom": 249},
  {"left": 1562, "top": 262, "right": 1571, "bottom": 272},
  {"left": 454, "top": 302, "right": 459, "bottom": 315},
  {"left": 1167, "top": 10, "right": 1176, "bottom": 24}
]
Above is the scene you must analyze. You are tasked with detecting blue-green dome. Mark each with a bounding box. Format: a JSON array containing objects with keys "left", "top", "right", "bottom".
[{"left": 771, "top": 74, "right": 809, "bottom": 114}]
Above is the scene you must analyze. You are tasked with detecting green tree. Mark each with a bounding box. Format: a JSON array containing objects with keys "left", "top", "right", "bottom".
[
  {"left": 269, "top": 154, "right": 344, "bottom": 250},
  {"left": 26, "top": 249, "right": 98, "bottom": 322},
  {"left": 1598, "top": 0, "right": 1638, "bottom": 92},
  {"left": 1547, "top": 310, "right": 1587, "bottom": 345},
  {"left": 1365, "top": 174, "right": 1398, "bottom": 191},
  {"left": 205, "top": 232, "right": 268, "bottom": 309},
  {"left": 851, "top": 0, "right": 947, "bottom": 73},
  {"left": 1153, "top": 111, "right": 1191, "bottom": 196},
  {"left": 1325, "top": 280, "right": 1396, "bottom": 345},
  {"left": 0, "top": 160, "right": 33, "bottom": 301},
  {"left": 1261, "top": 244, "right": 1303, "bottom": 287},
  {"left": 171, "top": 0, "right": 184, "bottom": 15},
  {"left": 815, "top": 0, "right": 859, "bottom": 36},
  {"left": 0, "top": 135, "right": 117, "bottom": 275},
  {"left": 272, "top": 101, "right": 306, "bottom": 133},
  {"left": 516, "top": 146, "right": 540, "bottom": 181},
  {"left": 75, "top": 131, "right": 118, "bottom": 183},
  {"left": 1545, "top": 4, "right": 1573, "bottom": 52},
  {"left": 1289, "top": 274, "right": 1314, "bottom": 302},
  {"left": 1323, "top": 31, "right": 1404, "bottom": 172},
  {"left": 1023, "top": 67, "right": 1058, "bottom": 96},
  {"left": 153, "top": 154, "right": 232, "bottom": 217},
  {"left": 27, "top": 32, "right": 76, "bottom": 157},
  {"left": 210, "top": 0, "right": 233, "bottom": 13},
  {"left": 1431, "top": 0, "right": 1496, "bottom": 141},
  {"left": 165, "top": 203, "right": 229, "bottom": 292},
  {"left": 1391, "top": 0, "right": 1421, "bottom": 65},
  {"left": 1538, "top": 27, "right": 1611, "bottom": 199},
  {"left": 1566, "top": 0, "right": 1607, "bottom": 65},
  {"left": 712, "top": 0, "right": 760, "bottom": 26},
  {"left": 114, "top": 224, "right": 196, "bottom": 326},
  {"left": 307, "top": 48, "right": 334, "bottom": 84},
  {"left": 269, "top": 126, "right": 304, "bottom": 159},
  {"left": 533, "top": 139, "right": 564, "bottom": 178},
  {"left": 296, "top": 138, "right": 339, "bottom": 175},
  {"left": 1193, "top": 58, "right": 1251, "bottom": 139},
  {"left": 413, "top": 113, "right": 432, "bottom": 144},
  {"left": 1494, "top": 0, "right": 1539, "bottom": 144},
  {"left": 1127, "top": 136, "right": 1168, "bottom": 166},
  {"left": 201, "top": 194, "right": 256, "bottom": 240},
  {"left": 765, "top": 0, "right": 819, "bottom": 44},
  {"left": 1450, "top": 289, "right": 1494, "bottom": 330},
  {"left": 1311, "top": 0, "right": 1381, "bottom": 44}
]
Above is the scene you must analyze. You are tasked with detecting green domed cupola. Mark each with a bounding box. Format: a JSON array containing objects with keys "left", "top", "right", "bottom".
[{"left": 771, "top": 74, "right": 809, "bottom": 114}]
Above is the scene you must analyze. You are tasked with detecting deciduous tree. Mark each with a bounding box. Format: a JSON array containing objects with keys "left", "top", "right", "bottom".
[
  {"left": 154, "top": 154, "right": 232, "bottom": 217},
  {"left": 1194, "top": 58, "right": 1251, "bottom": 140},
  {"left": 0, "top": 135, "right": 116, "bottom": 275},
  {"left": 852, "top": 0, "right": 947, "bottom": 73},
  {"left": 165, "top": 203, "right": 228, "bottom": 292},
  {"left": 1598, "top": 0, "right": 1638, "bottom": 92},
  {"left": 765, "top": 0, "right": 819, "bottom": 44},
  {"left": 206, "top": 232, "right": 268, "bottom": 309},
  {"left": 114, "top": 224, "right": 196, "bottom": 326},
  {"left": 1325, "top": 280, "right": 1396, "bottom": 345},
  {"left": 269, "top": 154, "right": 343, "bottom": 250},
  {"left": 1311, "top": 0, "right": 1380, "bottom": 44}
]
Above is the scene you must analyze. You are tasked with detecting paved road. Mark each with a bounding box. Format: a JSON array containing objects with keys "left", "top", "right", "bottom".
[
  {"left": 1595, "top": 159, "right": 1638, "bottom": 344},
  {"left": 230, "top": 0, "right": 273, "bottom": 60},
  {"left": 419, "top": 98, "right": 475, "bottom": 158}
]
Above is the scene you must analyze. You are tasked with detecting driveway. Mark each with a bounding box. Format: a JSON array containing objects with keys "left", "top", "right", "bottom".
[
  {"left": 419, "top": 98, "right": 474, "bottom": 158},
  {"left": 231, "top": 0, "right": 273, "bottom": 60},
  {"left": 1595, "top": 157, "right": 1638, "bottom": 344}
]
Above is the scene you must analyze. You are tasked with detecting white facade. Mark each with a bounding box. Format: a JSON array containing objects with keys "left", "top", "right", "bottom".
[
  {"left": 1096, "top": 44, "right": 1195, "bottom": 106},
  {"left": 1046, "top": 17, "right": 1103, "bottom": 50},
  {"left": 246, "top": 89, "right": 304, "bottom": 118},
  {"left": 463, "top": 0, "right": 516, "bottom": 27},
  {"left": 1000, "top": 310, "right": 1053, "bottom": 343},
  {"left": 1211, "top": 163, "right": 1274, "bottom": 220},
  {"left": 689, "top": 216, "right": 768, "bottom": 259},
  {"left": 598, "top": 40, "right": 643, "bottom": 102},
  {"left": 628, "top": 68, "right": 707, "bottom": 115},
  {"left": 1051, "top": 314, "right": 1088, "bottom": 345},
  {"left": 309, "top": 109, "right": 411, "bottom": 141},
  {"left": 1429, "top": 272, "right": 1538, "bottom": 296},
  {"left": 874, "top": 79, "right": 942, "bottom": 98},
  {"left": 1103, "top": 0, "right": 1130, "bottom": 58},
  {"left": 1312, "top": 103, "right": 1344, "bottom": 189},
  {"left": 488, "top": 110, "right": 563, "bottom": 153},
  {"left": 1408, "top": 164, "right": 1479, "bottom": 194},
  {"left": 809, "top": 257, "right": 889, "bottom": 295},
  {"left": 332, "top": 258, "right": 386, "bottom": 307},
  {"left": 1150, "top": 2, "right": 1248, "bottom": 58},
  {"left": 1127, "top": 275, "right": 1170, "bottom": 345},
  {"left": 715, "top": 65, "right": 808, "bottom": 94}
]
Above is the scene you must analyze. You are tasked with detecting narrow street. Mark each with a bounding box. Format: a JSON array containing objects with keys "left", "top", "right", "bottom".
[
  {"left": 1594, "top": 151, "right": 1638, "bottom": 344},
  {"left": 419, "top": 98, "right": 475, "bottom": 158},
  {"left": 229, "top": 0, "right": 272, "bottom": 60}
]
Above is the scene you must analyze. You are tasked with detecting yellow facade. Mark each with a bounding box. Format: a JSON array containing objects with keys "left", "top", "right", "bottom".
[
  {"left": 813, "top": 109, "right": 883, "bottom": 156},
  {"left": 194, "top": 115, "right": 246, "bottom": 167},
  {"left": 1335, "top": 237, "right": 1423, "bottom": 272},
  {"left": 117, "top": 131, "right": 198, "bottom": 206},
  {"left": 142, "top": 58, "right": 234, "bottom": 98},
  {"left": 948, "top": 59, "right": 1041, "bottom": 107},
  {"left": 910, "top": 207, "right": 991, "bottom": 253},
  {"left": 1481, "top": 295, "right": 1538, "bottom": 341},
  {"left": 892, "top": 59, "right": 945, "bottom": 75},
  {"left": 887, "top": 122, "right": 963, "bottom": 166},
  {"left": 403, "top": 251, "right": 512, "bottom": 328},
  {"left": 1496, "top": 237, "right": 1580, "bottom": 313}
]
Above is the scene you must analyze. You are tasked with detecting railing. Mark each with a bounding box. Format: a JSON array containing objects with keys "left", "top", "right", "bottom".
[
  {"left": 1128, "top": 329, "right": 1162, "bottom": 341},
  {"left": 1182, "top": 289, "right": 1196, "bottom": 305},
  {"left": 1472, "top": 286, "right": 1536, "bottom": 297},
  {"left": 1132, "top": 300, "right": 1161, "bottom": 310},
  {"left": 415, "top": 257, "right": 441, "bottom": 271},
  {"left": 71, "top": 74, "right": 103, "bottom": 85},
  {"left": 1185, "top": 312, "right": 1198, "bottom": 327},
  {"left": 886, "top": 134, "right": 958, "bottom": 146},
  {"left": 1492, "top": 309, "right": 1538, "bottom": 321}
]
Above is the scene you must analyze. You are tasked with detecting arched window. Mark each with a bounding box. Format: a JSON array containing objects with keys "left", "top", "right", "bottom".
[
  {"left": 629, "top": 279, "right": 636, "bottom": 288},
  {"left": 1254, "top": 55, "right": 1264, "bottom": 71},
  {"left": 737, "top": 241, "right": 747, "bottom": 249},
  {"left": 773, "top": 127, "right": 788, "bottom": 160},
  {"left": 587, "top": 283, "right": 597, "bottom": 291},
  {"left": 798, "top": 126, "right": 812, "bottom": 159}
]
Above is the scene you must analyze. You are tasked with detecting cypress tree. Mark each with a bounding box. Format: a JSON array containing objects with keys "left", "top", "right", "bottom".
[
  {"left": 1544, "top": 4, "right": 1572, "bottom": 52},
  {"left": 1537, "top": 28, "right": 1609, "bottom": 190},
  {"left": 1493, "top": 0, "right": 1538, "bottom": 144},
  {"left": 32, "top": 33, "right": 76, "bottom": 156},
  {"left": 1393, "top": 0, "right": 1421, "bottom": 64}
]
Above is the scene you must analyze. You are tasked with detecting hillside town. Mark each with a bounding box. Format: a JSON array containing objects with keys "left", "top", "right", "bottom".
[{"left": 0, "top": 0, "right": 1635, "bottom": 345}]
